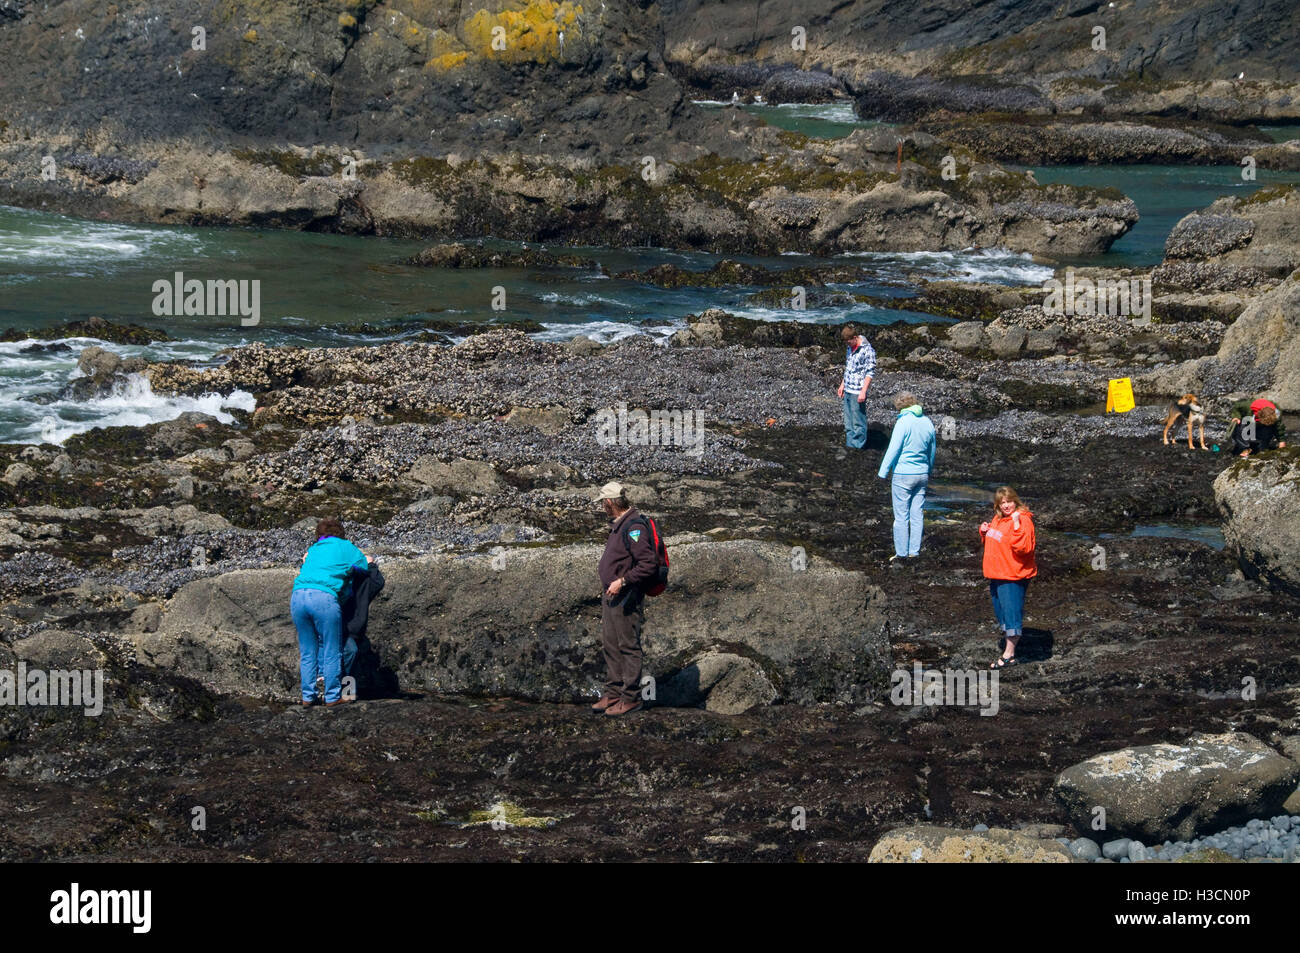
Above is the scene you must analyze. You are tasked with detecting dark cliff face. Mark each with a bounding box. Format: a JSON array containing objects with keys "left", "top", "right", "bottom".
[
  {"left": 1, "top": 1, "right": 1295, "bottom": 155},
  {"left": 660, "top": 0, "right": 1299, "bottom": 83},
  {"left": 0, "top": 0, "right": 757, "bottom": 160}
]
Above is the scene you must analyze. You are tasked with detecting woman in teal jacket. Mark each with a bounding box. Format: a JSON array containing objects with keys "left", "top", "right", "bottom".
[
  {"left": 877, "top": 392, "right": 937, "bottom": 563},
  {"left": 292, "top": 517, "right": 369, "bottom": 706}
]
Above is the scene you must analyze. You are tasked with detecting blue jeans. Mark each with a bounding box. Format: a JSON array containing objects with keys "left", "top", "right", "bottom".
[
  {"left": 291, "top": 587, "right": 343, "bottom": 703},
  {"left": 989, "top": 580, "right": 1029, "bottom": 637},
  {"left": 842, "top": 394, "right": 867, "bottom": 448},
  {"left": 891, "top": 472, "right": 928, "bottom": 557}
]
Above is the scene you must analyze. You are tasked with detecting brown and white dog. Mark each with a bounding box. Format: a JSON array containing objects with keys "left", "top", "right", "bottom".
[{"left": 1162, "top": 393, "right": 1208, "bottom": 450}]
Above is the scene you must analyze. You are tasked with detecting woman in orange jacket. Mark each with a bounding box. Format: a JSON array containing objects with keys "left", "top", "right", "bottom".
[{"left": 979, "top": 486, "right": 1037, "bottom": 668}]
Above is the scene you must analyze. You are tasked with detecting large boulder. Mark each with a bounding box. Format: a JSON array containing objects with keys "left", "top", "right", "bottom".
[
  {"left": 129, "top": 540, "right": 891, "bottom": 708},
  {"left": 1054, "top": 732, "right": 1300, "bottom": 842},
  {"left": 986, "top": 324, "right": 1027, "bottom": 358},
  {"left": 1214, "top": 448, "right": 1300, "bottom": 594},
  {"left": 12, "top": 629, "right": 106, "bottom": 670},
  {"left": 77, "top": 345, "right": 122, "bottom": 379},
  {"left": 869, "top": 826, "right": 1073, "bottom": 863},
  {"left": 1164, "top": 187, "right": 1300, "bottom": 275},
  {"left": 655, "top": 651, "right": 777, "bottom": 714},
  {"left": 117, "top": 504, "right": 232, "bottom": 536},
  {"left": 945, "top": 321, "right": 987, "bottom": 351},
  {"left": 1210, "top": 272, "right": 1300, "bottom": 408},
  {"left": 1139, "top": 271, "right": 1300, "bottom": 403}
]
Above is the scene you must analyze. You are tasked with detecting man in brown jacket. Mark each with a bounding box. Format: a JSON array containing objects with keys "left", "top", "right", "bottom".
[{"left": 593, "top": 481, "right": 658, "bottom": 717}]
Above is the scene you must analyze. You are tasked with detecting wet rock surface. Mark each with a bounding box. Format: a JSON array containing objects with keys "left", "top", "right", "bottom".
[
  {"left": 920, "top": 118, "right": 1300, "bottom": 170},
  {"left": 0, "top": 319, "right": 1298, "bottom": 860},
  {"left": 1215, "top": 448, "right": 1300, "bottom": 595},
  {"left": 140, "top": 540, "right": 889, "bottom": 706},
  {"left": 0, "top": 316, "right": 170, "bottom": 346},
  {"left": 1054, "top": 732, "right": 1300, "bottom": 843},
  {"left": 406, "top": 243, "right": 599, "bottom": 270},
  {"left": 1163, "top": 186, "right": 1300, "bottom": 275},
  {"left": 869, "top": 825, "right": 1074, "bottom": 863}
]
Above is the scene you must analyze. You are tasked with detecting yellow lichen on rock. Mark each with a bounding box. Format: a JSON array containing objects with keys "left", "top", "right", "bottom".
[
  {"left": 428, "top": 51, "right": 470, "bottom": 71},
  {"left": 338, "top": 12, "right": 357, "bottom": 28},
  {"left": 464, "top": 0, "right": 582, "bottom": 63},
  {"left": 429, "top": 28, "right": 462, "bottom": 56},
  {"left": 425, "top": 28, "right": 470, "bottom": 71},
  {"left": 242, "top": 29, "right": 257, "bottom": 42}
]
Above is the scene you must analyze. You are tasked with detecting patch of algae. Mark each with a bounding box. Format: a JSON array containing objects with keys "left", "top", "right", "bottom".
[
  {"left": 1240, "top": 184, "right": 1295, "bottom": 206},
  {"left": 1175, "top": 848, "right": 1243, "bottom": 863},
  {"left": 686, "top": 154, "right": 886, "bottom": 200},
  {"left": 461, "top": 800, "right": 561, "bottom": 829}
]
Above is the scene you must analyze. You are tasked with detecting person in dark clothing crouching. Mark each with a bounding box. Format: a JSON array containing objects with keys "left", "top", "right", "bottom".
[
  {"left": 592, "top": 481, "right": 657, "bottom": 717},
  {"left": 1230, "top": 397, "right": 1288, "bottom": 457}
]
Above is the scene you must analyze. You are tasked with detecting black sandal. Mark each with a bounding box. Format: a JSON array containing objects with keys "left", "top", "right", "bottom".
[{"left": 990, "top": 656, "right": 1019, "bottom": 669}]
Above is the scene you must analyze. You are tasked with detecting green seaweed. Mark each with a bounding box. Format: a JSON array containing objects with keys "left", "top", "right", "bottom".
[{"left": 233, "top": 148, "right": 344, "bottom": 179}]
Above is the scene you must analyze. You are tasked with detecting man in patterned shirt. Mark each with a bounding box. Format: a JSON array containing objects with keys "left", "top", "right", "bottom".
[{"left": 837, "top": 323, "right": 875, "bottom": 450}]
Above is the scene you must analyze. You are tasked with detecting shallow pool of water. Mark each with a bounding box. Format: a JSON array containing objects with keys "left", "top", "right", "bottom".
[
  {"left": 1069, "top": 524, "right": 1227, "bottom": 550},
  {"left": 1127, "top": 523, "right": 1226, "bottom": 550}
]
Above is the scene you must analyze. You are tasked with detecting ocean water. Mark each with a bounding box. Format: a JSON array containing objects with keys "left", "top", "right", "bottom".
[
  {"left": 698, "top": 102, "right": 1300, "bottom": 269},
  {"left": 0, "top": 202, "right": 1055, "bottom": 444},
  {"left": 1021, "top": 164, "right": 1300, "bottom": 268},
  {"left": 1, "top": 102, "right": 1294, "bottom": 443},
  {"left": 1259, "top": 123, "right": 1300, "bottom": 143}
]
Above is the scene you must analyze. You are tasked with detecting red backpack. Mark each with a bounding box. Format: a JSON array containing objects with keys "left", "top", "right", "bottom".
[{"left": 623, "top": 514, "right": 669, "bottom": 596}]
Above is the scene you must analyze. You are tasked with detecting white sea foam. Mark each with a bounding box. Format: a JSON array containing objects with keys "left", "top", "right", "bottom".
[
  {"left": 0, "top": 205, "right": 203, "bottom": 268},
  {"left": 726, "top": 301, "right": 936, "bottom": 326},
  {"left": 534, "top": 319, "right": 683, "bottom": 344},
  {"left": 769, "top": 102, "right": 860, "bottom": 123},
  {"left": 842, "top": 247, "right": 1054, "bottom": 285},
  {"left": 8, "top": 373, "right": 255, "bottom": 445},
  {"left": 539, "top": 291, "right": 633, "bottom": 307},
  {"left": 690, "top": 101, "right": 861, "bottom": 123},
  {"left": 726, "top": 304, "right": 858, "bottom": 325}
]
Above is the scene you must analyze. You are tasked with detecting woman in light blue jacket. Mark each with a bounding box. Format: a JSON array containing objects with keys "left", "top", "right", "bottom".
[
  {"left": 877, "top": 392, "right": 937, "bottom": 563},
  {"left": 292, "top": 517, "right": 370, "bottom": 707}
]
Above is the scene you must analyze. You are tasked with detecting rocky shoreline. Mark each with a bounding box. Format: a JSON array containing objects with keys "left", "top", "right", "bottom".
[
  {"left": 0, "top": 129, "right": 1143, "bottom": 257},
  {"left": 2, "top": 0, "right": 1296, "bottom": 255},
  {"left": 2, "top": 235, "right": 1299, "bottom": 857},
  {"left": 3, "top": 0, "right": 1300, "bottom": 863}
]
